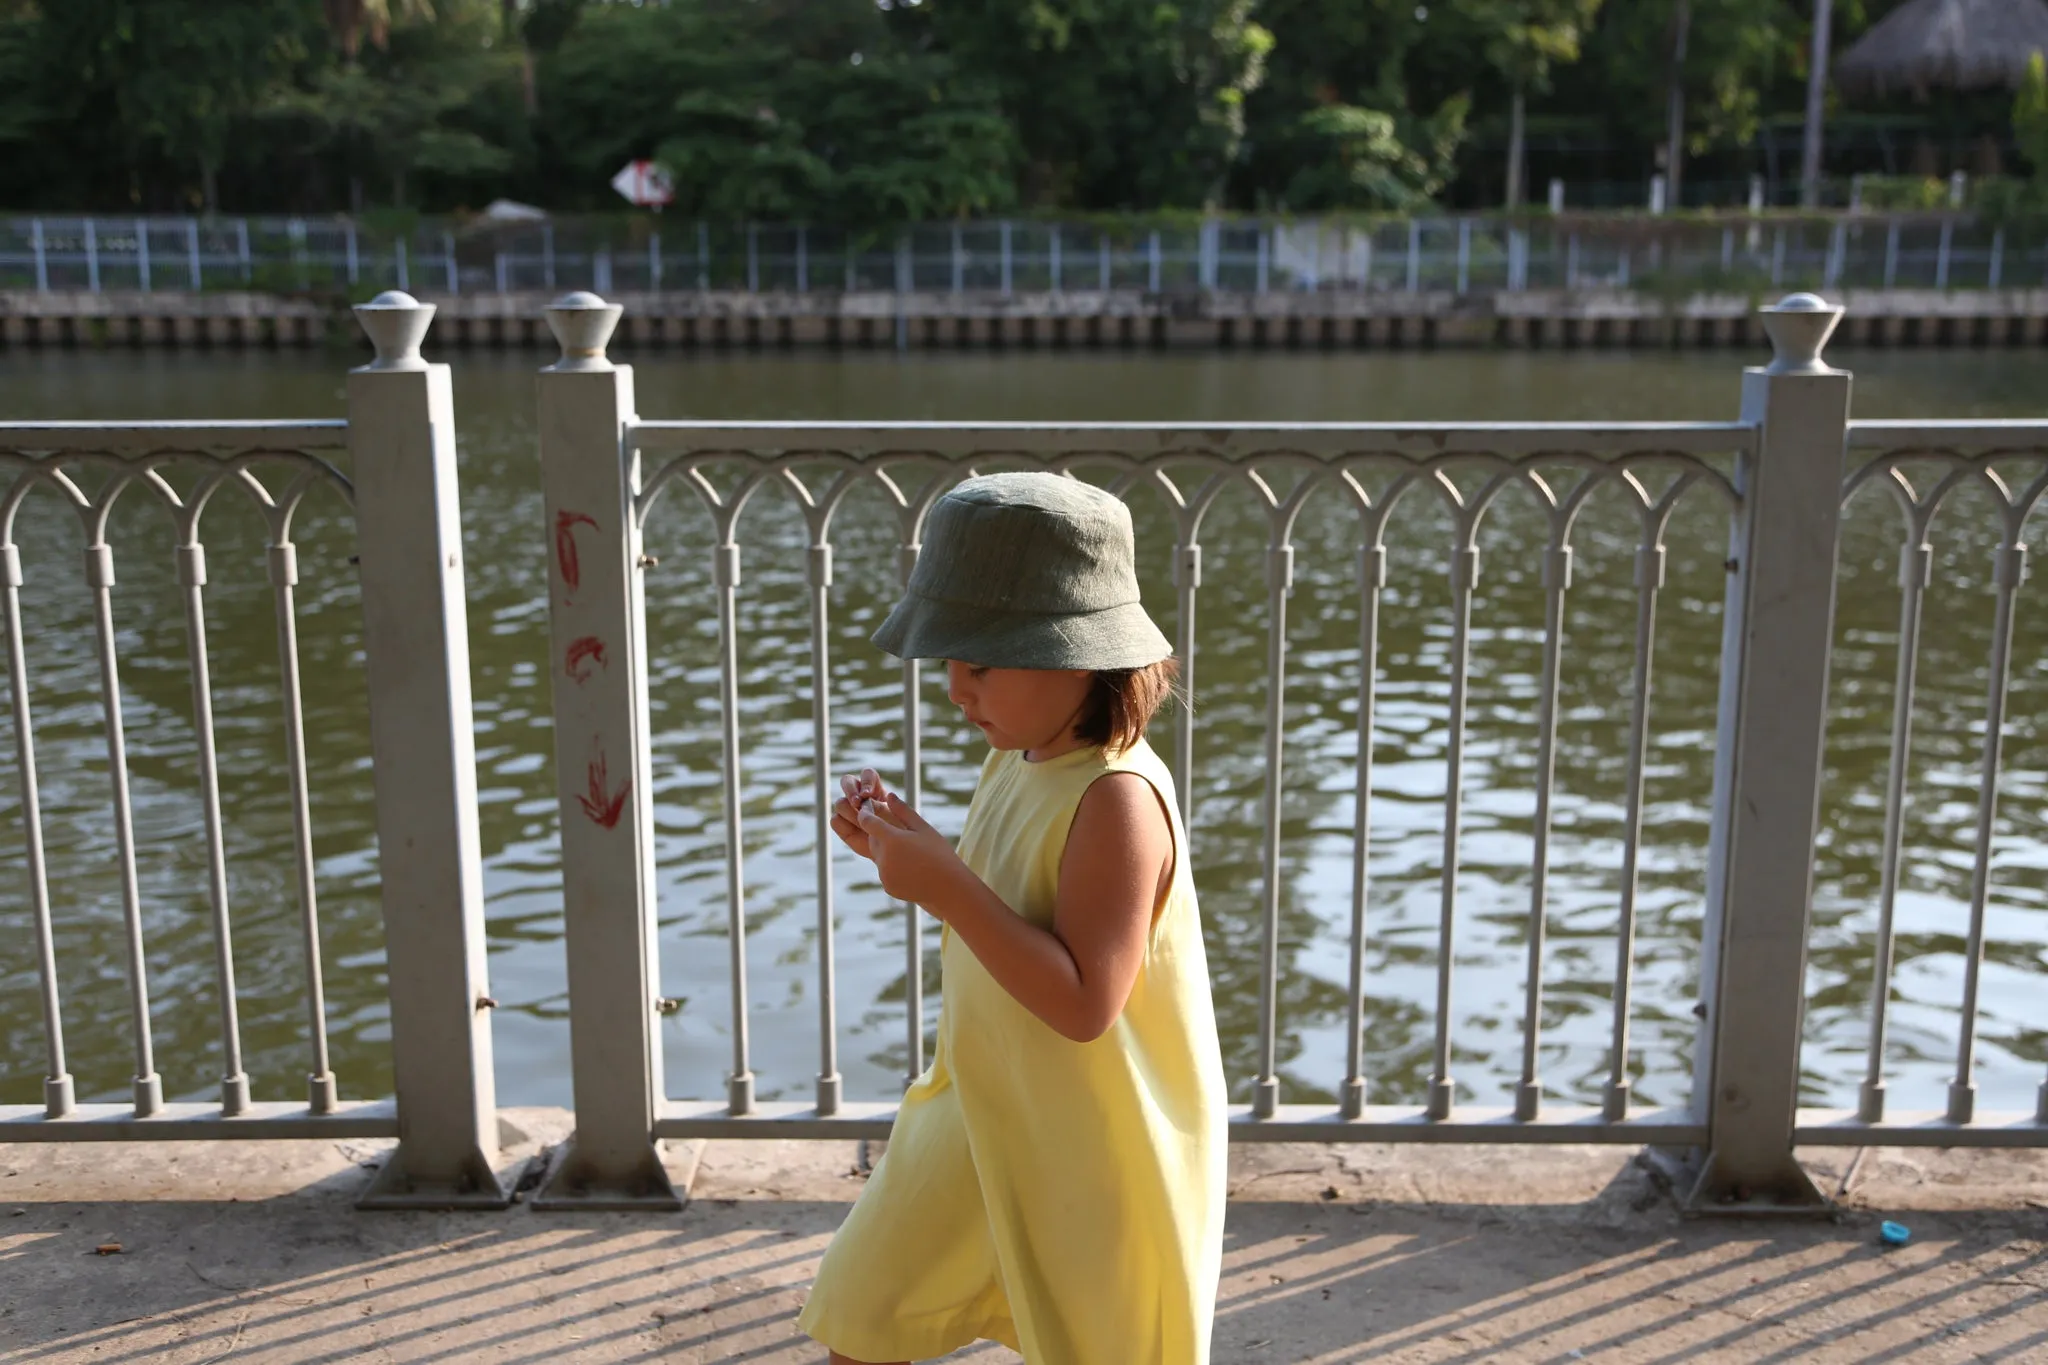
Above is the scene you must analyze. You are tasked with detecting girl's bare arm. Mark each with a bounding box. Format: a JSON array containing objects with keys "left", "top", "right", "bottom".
[{"left": 857, "top": 774, "right": 1169, "bottom": 1043}]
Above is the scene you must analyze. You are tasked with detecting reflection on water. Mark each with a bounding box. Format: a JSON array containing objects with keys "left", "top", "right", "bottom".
[{"left": 1, "top": 347, "right": 2042, "bottom": 1118}]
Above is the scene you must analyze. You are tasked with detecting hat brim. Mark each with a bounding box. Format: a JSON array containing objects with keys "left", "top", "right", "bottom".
[{"left": 871, "top": 591, "right": 1172, "bottom": 671}]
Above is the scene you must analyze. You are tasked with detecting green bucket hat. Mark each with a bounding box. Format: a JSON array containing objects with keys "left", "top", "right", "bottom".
[{"left": 871, "top": 472, "right": 1173, "bottom": 671}]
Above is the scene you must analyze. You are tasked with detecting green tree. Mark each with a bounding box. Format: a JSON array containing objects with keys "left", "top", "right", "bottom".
[
  {"left": 541, "top": 0, "right": 1016, "bottom": 222},
  {"left": 1451, "top": 0, "right": 1603, "bottom": 207},
  {"left": 2018, "top": 52, "right": 2048, "bottom": 178},
  {"left": 5, "top": 0, "right": 310, "bottom": 211},
  {"left": 918, "top": 0, "right": 1272, "bottom": 209},
  {"left": 271, "top": 3, "right": 518, "bottom": 211},
  {"left": 1281, "top": 97, "right": 1471, "bottom": 210}
]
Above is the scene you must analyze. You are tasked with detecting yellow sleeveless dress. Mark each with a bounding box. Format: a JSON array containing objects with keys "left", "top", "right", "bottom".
[{"left": 798, "top": 736, "right": 1227, "bottom": 1364}]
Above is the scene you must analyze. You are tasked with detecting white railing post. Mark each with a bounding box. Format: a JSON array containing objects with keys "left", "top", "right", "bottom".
[
  {"left": 1680, "top": 293, "right": 1850, "bottom": 1213},
  {"left": 137, "top": 219, "right": 154, "bottom": 291},
  {"left": 187, "top": 218, "right": 202, "bottom": 289},
  {"left": 1001, "top": 219, "right": 1014, "bottom": 296},
  {"left": 444, "top": 231, "right": 458, "bottom": 294},
  {"left": 346, "top": 291, "right": 508, "bottom": 1209},
  {"left": 238, "top": 219, "right": 252, "bottom": 284},
  {"left": 85, "top": 219, "right": 99, "bottom": 293},
  {"left": 530, "top": 292, "right": 679, "bottom": 1210},
  {"left": 30, "top": 218, "right": 48, "bottom": 292}
]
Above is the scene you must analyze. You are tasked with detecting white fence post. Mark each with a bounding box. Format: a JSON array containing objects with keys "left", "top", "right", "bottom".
[
  {"left": 137, "top": 219, "right": 153, "bottom": 291},
  {"left": 444, "top": 231, "right": 458, "bottom": 294},
  {"left": 85, "top": 220, "right": 99, "bottom": 293},
  {"left": 1679, "top": 293, "right": 1851, "bottom": 1212},
  {"left": 30, "top": 218, "right": 47, "bottom": 292},
  {"left": 1001, "top": 220, "right": 1014, "bottom": 296},
  {"left": 346, "top": 292, "right": 508, "bottom": 1209},
  {"left": 187, "top": 218, "right": 202, "bottom": 290},
  {"left": 238, "top": 219, "right": 252, "bottom": 284},
  {"left": 530, "top": 293, "right": 679, "bottom": 1210}
]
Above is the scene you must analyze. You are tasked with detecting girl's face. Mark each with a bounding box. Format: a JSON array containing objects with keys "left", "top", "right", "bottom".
[{"left": 945, "top": 661, "right": 1093, "bottom": 759}]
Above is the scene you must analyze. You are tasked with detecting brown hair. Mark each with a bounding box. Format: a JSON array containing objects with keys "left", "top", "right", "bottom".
[{"left": 1073, "top": 658, "right": 1182, "bottom": 756}]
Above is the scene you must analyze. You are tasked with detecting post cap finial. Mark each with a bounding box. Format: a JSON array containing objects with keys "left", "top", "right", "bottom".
[
  {"left": 353, "top": 290, "right": 435, "bottom": 371},
  {"left": 544, "top": 291, "right": 623, "bottom": 372},
  {"left": 1759, "top": 292, "right": 1843, "bottom": 375}
]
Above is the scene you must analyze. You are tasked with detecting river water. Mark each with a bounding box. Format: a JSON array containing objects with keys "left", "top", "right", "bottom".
[{"left": 1, "top": 346, "right": 2043, "bottom": 1118}]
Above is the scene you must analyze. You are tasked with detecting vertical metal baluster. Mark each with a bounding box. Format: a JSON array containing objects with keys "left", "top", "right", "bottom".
[
  {"left": 1172, "top": 539, "right": 1201, "bottom": 830},
  {"left": 715, "top": 539, "right": 754, "bottom": 1114},
  {"left": 1948, "top": 536, "right": 2026, "bottom": 1124},
  {"left": 1430, "top": 535, "right": 1479, "bottom": 1121},
  {"left": 85, "top": 534, "right": 163, "bottom": 1115},
  {"left": 4, "top": 537, "right": 74, "bottom": 1117},
  {"left": 1253, "top": 536, "right": 1292, "bottom": 1120},
  {"left": 177, "top": 535, "right": 250, "bottom": 1115},
  {"left": 1861, "top": 528, "right": 1930, "bottom": 1123},
  {"left": 1516, "top": 539, "right": 1573, "bottom": 1121},
  {"left": 809, "top": 539, "right": 841, "bottom": 1115},
  {"left": 268, "top": 538, "right": 337, "bottom": 1113},
  {"left": 1604, "top": 532, "right": 1667, "bottom": 1122},
  {"left": 900, "top": 541, "right": 924, "bottom": 1086},
  {"left": 1342, "top": 540, "right": 1387, "bottom": 1120}
]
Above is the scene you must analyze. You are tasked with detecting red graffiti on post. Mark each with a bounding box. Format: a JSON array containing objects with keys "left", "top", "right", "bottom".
[
  {"left": 579, "top": 749, "right": 631, "bottom": 830},
  {"left": 565, "top": 635, "right": 608, "bottom": 684},
  {"left": 555, "top": 510, "right": 598, "bottom": 601}
]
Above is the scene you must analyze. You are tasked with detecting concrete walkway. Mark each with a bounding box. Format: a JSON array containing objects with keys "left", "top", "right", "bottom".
[{"left": 2, "top": 1109, "right": 2043, "bottom": 1363}]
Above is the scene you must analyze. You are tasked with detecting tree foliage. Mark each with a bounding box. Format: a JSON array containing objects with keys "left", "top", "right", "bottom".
[
  {"left": 0, "top": 0, "right": 2022, "bottom": 217},
  {"left": 2018, "top": 52, "right": 2048, "bottom": 179}
]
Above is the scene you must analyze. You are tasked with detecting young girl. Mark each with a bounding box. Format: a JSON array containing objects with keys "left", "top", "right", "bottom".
[{"left": 796, "top": 472, "right": 1227, "bottom": 1365}]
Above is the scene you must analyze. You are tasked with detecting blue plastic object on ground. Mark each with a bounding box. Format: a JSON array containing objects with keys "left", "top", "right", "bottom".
[{"left": 1880, "top": 1220, "right": 1912, "bottom": 1247}]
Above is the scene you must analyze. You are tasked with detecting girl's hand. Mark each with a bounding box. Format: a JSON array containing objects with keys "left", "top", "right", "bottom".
[
  {"left": 855, "top": 792, "right": 969, "bottom": 915},
  {"left": 829, "top": 768, "right": 889, "bottom": 862}
]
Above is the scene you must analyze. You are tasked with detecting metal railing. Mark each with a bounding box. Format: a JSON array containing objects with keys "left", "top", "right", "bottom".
[
  {"left": 4, "top": 214, "right": 2045, "bottom": 299},
  {"left": 1796, "top": 420, "right": 2048, "bottom": 1147},
  {"left": 525, "top": 290, "right": 2046, "bottom": 1214},
  {"left": 0, "top": 299, "right": 506, "bottom": 1208},
  {"left": 4, "top": 289, "right": 2043, "bottom": 1217}
]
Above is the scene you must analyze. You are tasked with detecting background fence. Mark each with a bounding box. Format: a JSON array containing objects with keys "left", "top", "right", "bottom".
[{"left": 4, "top": 214, "right": 2047, "bottom": 300}]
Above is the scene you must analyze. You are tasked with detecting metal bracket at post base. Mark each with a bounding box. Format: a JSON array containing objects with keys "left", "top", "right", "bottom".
[
  {"left": 529, "top": 1135, "right": 683, "bottom": 1212},
  {"left": 356, "top": 1145, "right": 511, "bottom": 1211},
  {"left": 1640, "top": 1145, "right": 1833, "bottom": 1218}
]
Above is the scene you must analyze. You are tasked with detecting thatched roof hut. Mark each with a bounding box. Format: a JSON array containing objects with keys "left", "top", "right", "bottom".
[{"left": 1835, "top": 0, "right": 2048, "bottom": 98}]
